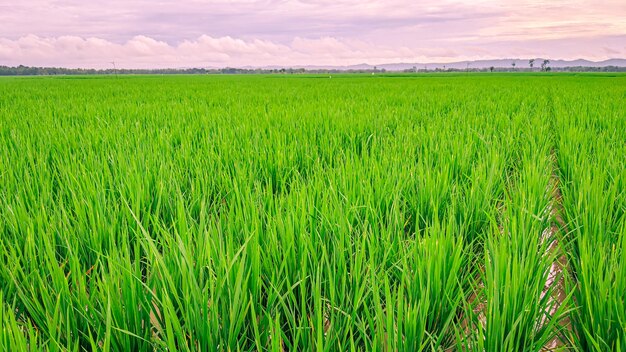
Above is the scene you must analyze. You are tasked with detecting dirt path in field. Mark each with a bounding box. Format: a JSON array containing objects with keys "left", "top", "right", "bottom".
[
  {"left": 459, "top": 148, "right": 572, "bottom": 350},
  {"left": 456, "top": 202, "right": 504, "bottom": 347},
  {"left": 540, "top": 149, "right": 571, "bottom": 351}
]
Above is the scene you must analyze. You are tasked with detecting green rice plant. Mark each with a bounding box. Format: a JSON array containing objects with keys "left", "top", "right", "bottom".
[
  {"left": 553, "top": 83, "right": 626, "bottom": 351},
  {"left": 463, "top": 99, "right": 572, "bottom": 351},
  {"left": 0, "top": 73, "right": 624, "bottom": 351},
  {"left": 1, "top": 291, "right": 43, "bottom": 351}
]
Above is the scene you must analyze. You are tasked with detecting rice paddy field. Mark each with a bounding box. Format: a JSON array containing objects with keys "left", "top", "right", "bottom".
[{"left": 0, "top": 73, "right": 625, "bottom": 351}]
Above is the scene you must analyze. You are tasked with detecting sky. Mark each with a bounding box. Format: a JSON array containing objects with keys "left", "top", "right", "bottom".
[{"left": 0, "top": 0, "right": 625, "bottom": 68}]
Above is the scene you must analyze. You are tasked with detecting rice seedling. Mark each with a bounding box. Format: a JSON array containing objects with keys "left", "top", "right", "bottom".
[
  {"left": 0, "top": 73, "right": 624, "bottom": 351},
  {"left": 553, "top": 81, "right": 626, "bottom": 351}
]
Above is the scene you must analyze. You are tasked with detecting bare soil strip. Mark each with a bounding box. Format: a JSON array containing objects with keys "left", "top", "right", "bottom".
[
  {"left": 540, "top": 150, "right": 571, "bottom": 351},
  {"left": 461, "top": 150, "right": 572, "bottom": 350},
  {"left": 458, "top": 201, "right": 505, "bottom": 346}
]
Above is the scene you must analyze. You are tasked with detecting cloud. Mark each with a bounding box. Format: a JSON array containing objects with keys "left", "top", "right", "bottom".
[
  {"left": 3, "top": 0, "right": 624, "bottom": 42},
  {"left": 0, "top": 34, "right": 423, "bottom": 68},
  {"left": 0, "top": 0, "right": 624, "bottom": 67},
  {"left": 1, "top": 33, "right": 624, "bottom": 69}
]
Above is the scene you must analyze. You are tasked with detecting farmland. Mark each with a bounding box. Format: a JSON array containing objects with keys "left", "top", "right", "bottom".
[{"left": 0, "top": 73, "right": 624, "bottom": 351}]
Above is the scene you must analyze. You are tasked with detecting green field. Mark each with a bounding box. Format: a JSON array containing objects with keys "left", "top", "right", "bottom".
[{"left": 1, "top": 74, "right": 625, "bottom": 351}]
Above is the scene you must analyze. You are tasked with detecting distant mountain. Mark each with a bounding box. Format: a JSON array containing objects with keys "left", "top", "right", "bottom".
[{"left": 266, "top": 58, "right": 626, "bottom": 71}]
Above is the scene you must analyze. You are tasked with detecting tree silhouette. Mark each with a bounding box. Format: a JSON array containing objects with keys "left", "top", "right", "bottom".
[{"left": 529, "top": 59, "right": 535, "bottom": 70}]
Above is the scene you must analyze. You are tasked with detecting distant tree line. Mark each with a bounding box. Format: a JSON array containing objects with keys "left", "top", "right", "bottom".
[
  {"left": 0, "top": 65, "right": 378, "bottom": 75},
  {"left": 403, "top": 66, "right": 626, "bottom": 73},
  {"left": 0, "top": 65, "right": 224, "bottom": 76},
  {"left": 1, "top": 64, "right": 624, "bottom": 76},
  {"left": 550, "top": 66, "right": 626, "bottom": 72}
]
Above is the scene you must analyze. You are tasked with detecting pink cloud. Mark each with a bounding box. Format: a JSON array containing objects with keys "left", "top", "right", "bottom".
[
  {"left": 0, "top": 35, "right": 426, "bottom": 68},
  {"left": 1, "top": 33, "right": 624, "bottom": 69},
  {"left": 0, "top": 0, "right": 624, "bottom": 67}
]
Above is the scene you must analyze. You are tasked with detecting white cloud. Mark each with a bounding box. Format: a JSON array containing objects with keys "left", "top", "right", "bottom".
[
  {"left": 0, "top": 33, "right": 624, "bottom": 69},
  {"left": 0, "top": 34, "right": 440, "bottom": 68}
]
